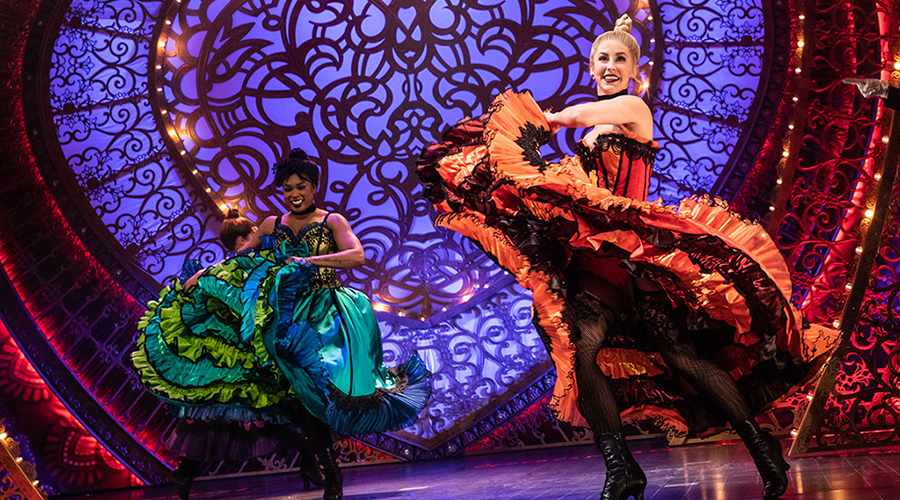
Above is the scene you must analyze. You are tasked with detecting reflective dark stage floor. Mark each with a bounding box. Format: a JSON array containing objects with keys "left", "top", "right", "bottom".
[{"left": 70, "top": 438, "right": 900, "bottom": 500}]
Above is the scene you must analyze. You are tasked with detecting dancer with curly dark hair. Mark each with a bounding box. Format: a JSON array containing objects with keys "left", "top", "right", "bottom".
[{"left": 134, "top": 151, "right": 431, "bottom": 500}]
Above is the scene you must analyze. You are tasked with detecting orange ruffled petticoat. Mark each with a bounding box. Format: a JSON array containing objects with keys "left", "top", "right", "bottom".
[{"left": 418, "top": 90, "right": 838, "bottom": 435}]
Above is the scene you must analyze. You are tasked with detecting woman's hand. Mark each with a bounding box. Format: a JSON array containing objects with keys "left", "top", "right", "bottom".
[
  {"left": 544, "top": 111, "right": 564, "bottom": 135},
  {"left": 286, "top": 256, "right": 310, "bottom": 266}
]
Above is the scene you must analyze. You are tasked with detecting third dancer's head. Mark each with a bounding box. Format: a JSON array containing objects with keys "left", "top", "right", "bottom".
[{"left": 219, "top": 208, "right": 257, "bottom": 252}]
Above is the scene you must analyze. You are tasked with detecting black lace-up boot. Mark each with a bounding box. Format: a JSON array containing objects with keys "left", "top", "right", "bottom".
[
  {"left": 596, "top": 432, "right": 646, "bottom": 500},
  {"left": 732, "top": 419, "right": 790, "bottom": 498}
]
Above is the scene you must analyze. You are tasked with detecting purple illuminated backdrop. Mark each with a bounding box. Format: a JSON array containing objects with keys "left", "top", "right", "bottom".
[{"left": 25, "top": 0, "right": 786, "bottom": 480}]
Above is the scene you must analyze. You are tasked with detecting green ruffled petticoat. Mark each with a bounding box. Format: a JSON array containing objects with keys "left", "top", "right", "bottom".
[{"left": 133, "top": 237, "right": 431, "bottom": 435}]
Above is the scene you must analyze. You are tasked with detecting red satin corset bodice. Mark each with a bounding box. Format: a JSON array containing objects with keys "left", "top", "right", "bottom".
[{"left": 574, "top": 133, "right": 659, "bottom": 201}]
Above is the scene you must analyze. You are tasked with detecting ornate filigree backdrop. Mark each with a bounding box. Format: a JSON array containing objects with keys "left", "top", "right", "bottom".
[{"left": 12, "top": 0, "right": 900, "bottom": 494}]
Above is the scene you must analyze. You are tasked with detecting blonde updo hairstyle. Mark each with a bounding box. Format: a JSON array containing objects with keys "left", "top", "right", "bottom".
[{"left": 590, "top": 14, "right": 642, "bottom": 91}]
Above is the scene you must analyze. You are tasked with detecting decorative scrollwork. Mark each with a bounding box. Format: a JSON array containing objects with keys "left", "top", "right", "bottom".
[{"left": 28, "top": 0, "right": 789, "bottom": 481}]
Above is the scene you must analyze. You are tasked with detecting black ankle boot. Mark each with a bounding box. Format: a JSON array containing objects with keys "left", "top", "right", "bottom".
[
  {"left": 595, "top": 433, "right": 646, "bottom": 500},
  {"left": 173, "top": 458, "right": 203, "bottom": 500},
  {"left": 732, "top": 420, "right": 790, "bottom": 498},
  {"left": 296, "top": 437, "right": 325, "bottom": 490},
  {"left": 320, "top": 446, "right": 343, "bottom": 500}
]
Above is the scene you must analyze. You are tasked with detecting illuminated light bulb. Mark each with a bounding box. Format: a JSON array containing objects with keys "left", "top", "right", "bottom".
[
  {"left": 797, "top": 40, "right": 805, "bottom": 48},
  {"left": 220, "top": 204, "right": 227, "bottom": 212},
  {"left": 650, "top": 39, "right": 655, "bottom": 44},
  {"left": 15, "top": 457, "right": 22, "bottom": 463},
  {"left": 160, "top": 109, "right": 167, "bottom": 114},
  {"left": 419, "top": 317, "right": 426, "bottom": 322},
  {"left": 158, "top": 40, "right": 165, "bottom": 48},
  {"left": 191, "top": 169, "right": 198, "bottom": 174},
  {"left": 157, "top": 87, "right": 162, "bottom": 92},
  {"left": 845, "top": 283, "right": 853, "bottom": 291},
  {"left": 833, "top": 320, "right": 841, "bottom": 328},
  {"left": 776, "top": 178, "right": 783, "bottom": 185},
  {"left": 165, "top": 19, "right": 172, "bottom": 25},
  {"left": 782, "top": 150, "right": 790, "bottom": 157},
  {"left": 883, "top": 136, "right": 890, "bottom": 144},
  {"left": 855, "top": 246, "right": 863, "bottom": 254},
  {"left": 790, "top": 429, "right": 799, "bottom": 437},
  {"left": 807, "top": 393, "right": 814, "bottom": 400},
  {"left": 648, "top": 61, "right": 654, "bottom": 66},
  {"left": 795, "top": 67, "right": 802, "bottom": 74},
  {"left": 205, "top": 187, "right": 212, "bottom": 193},
  {"left": 792, "top": 96, "right": 799, "bottom": 102},
  {"left": 894, "top": 62, "right": 900, "bottom": 71},
  {"left": 0, "top": 432, "right": 7, "bottom": 439},
  {"left": 788, "top": 124, "right": 795, "bottom": 130},
  {"left": 398, "top": 311, "right": 405, "bottom": 317},
  {"left": 156, "top": 65, "right": 161, "bottom": 70},
  {"left": 865, "top": 209, "right": 874, "bottom": 218},
  {"left": 798, "top": 14, "right": 806, "bottom": 20},
  {"left": 180, "top": 150, "right": 186, "bottom": 155},
  {"left": 641, "top": 81, "right": 650, "bottom": 90},
  {"left": 769, "top": 205, "right": 775, "bottom": 211},
  {"left": 441, "top": 307, "right": 447, "bottom": 312},
  {"left": 168, "top": 129, "right": 176, "bottom": 136}
]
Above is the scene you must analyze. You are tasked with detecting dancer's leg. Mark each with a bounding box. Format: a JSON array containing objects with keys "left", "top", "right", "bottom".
[
  {"left": 172, "top": 458, "right": 203, "bottom": 500},
  {"left": 295, "top": 404, "right": 342, "bottom": 500},
  {"left": 568, "top": 290, "right": 645, "bottom": 500},
  {"left": 294, "top": 432, "right": 325, "bottom": 490},
  {"left": 637, "top": 290, "right": 788, "bottom": 498}
]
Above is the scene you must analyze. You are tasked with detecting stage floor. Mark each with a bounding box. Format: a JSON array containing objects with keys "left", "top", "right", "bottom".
[{"left": 71, "top": 438, "right": 900, "bottom": 500}]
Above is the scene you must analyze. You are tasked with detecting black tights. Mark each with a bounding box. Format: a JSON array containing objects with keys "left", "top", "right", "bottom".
[
  {"left": 636, "top": 291, "right": 751, "bottom": 423},
  {"left": 293, "top": 403, "right": 335, "bottom": 453},
  {"left": 570, "top": 290, "right": 625, "bottom": 435},
  {"left": 569, "top": 288, "right": 751, "bottom": 438}
]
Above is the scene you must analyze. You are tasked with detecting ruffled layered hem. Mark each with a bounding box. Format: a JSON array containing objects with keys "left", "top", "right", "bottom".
[
  {"left": 417, "top": 89, "right": 839, "bottom": 432},
  {"left": 134, "top": 233, "right": 432, "bottom": 437}
]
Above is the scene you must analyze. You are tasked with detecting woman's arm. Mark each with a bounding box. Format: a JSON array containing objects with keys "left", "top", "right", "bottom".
[
  {"left": 545, "top": 96, "right": 652, "bottom": 136},
  {"left": 297, "top": 213, "right": 366, "bottom": 269},
  {"left": 236, "top": 216, "right": 277, "bottom": 253}
]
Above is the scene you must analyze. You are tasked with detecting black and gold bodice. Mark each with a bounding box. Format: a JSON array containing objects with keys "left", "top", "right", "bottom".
[{"left": 271, "top": 214, "right": 340, "bottom": 290}]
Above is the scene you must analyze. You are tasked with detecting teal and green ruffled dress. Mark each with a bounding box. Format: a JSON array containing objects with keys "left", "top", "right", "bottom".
[{"left": 133, "top": 213, "right": 431, "bottom": 447}]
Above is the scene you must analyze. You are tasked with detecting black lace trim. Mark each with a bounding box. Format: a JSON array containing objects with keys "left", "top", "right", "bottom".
[
  {"left": 574, "top": 133, "right": 658, "bottom": 174},
  {"left": 325, "top": 364, "right": 411, "bottom": 414},
  {"left": 513, "top": 122, "right": 551, "bottom": 172}
]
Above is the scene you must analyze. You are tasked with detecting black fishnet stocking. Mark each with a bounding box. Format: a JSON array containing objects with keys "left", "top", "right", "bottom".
[
  {"left": 569, "top": 291, "right": 624, "bottom": 435},
  {"left": 637, "top": 291, "right": 751, "bottom": 423}
]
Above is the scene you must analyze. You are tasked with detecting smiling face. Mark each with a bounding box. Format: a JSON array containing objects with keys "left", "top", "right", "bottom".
[
  {"left": 282, "top": 173, "right": 317, "bottom": 214},
  {"left": 590, "top": 39, "right": 638, "bottom": 96}
]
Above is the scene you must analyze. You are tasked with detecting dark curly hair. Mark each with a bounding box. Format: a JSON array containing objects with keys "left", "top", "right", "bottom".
[
  {"left": 220, "top": 208, "right": 255, "bottom": 251},
  {"left": 273, "top": 149, "right": 320, "bottom": 187}
]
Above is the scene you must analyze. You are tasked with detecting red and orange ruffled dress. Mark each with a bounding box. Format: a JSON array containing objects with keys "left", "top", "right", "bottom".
[{"left": 417, "top": 90, "right": 838, "bottom": 435}]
